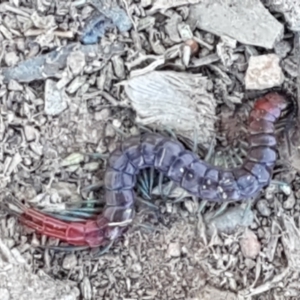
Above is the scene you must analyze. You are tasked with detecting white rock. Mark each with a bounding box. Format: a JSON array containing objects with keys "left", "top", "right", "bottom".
[
  {"left": 166, "top": 242, "right": 181, "bottom": 258},
  {"left": 24, "top": 125, "right": 37, "bottom": 142},
  {"left": 44, "top": 79, "right": 68, "bottom": 116},
  {"left": 245, "top": 54, "right": 284, "bottom": 90},
  {"left": 240, "top": 229, "right": 261, "bottom": 259},
  {"left": 62, "top": 253, "right": 77, "bottom": 270}
]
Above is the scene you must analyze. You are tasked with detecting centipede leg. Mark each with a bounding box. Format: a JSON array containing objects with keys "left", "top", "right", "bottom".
[
  {"left": 40, "top": 244, "right": 91, "bottom": 252},
  {"left": 205, "top": 135, "right": 216, "bottom": 162},
  {"left": 209, "top": 202, "right": 229, "bottom": 219},
  {"left": 136, "top": 196, "right": 159, "bottom": 210},
  {"left": 270, "top": 180, "right": 291, "bottom": 194},
  {"left": 173, "top": 192, "right": 189, "bottom": 203},
  {"left": 163, "top": 181, "right": 177, "bottom": 199},
  {"left": 137, "top": 169, "right": 152, "bottom": 200},
  {"left": 198, "top": 200, "right": 208, "bottom": 213},
  {"left": 158, "top": 172, "right": 166, "bottom": 200}
]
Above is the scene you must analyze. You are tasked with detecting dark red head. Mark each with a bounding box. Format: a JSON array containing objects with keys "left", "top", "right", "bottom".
[{"left": 253, "top": 92, "right": 287, "bottom": 119}]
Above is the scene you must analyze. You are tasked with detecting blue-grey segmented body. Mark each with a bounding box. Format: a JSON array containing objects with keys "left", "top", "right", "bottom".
[{"left": 101, "top": 93, "right": 287, "bottom": 232}]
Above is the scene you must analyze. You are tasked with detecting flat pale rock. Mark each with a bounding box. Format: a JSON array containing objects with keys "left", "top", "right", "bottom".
[
  {"left": 187, "top": 0, "right": 283, "bottom": 49},
  {"left": 245, "top": 54, "right": 284, "bottom": 90},
  {"left": 124, "top": 70, "right": 216, "bottom": 149}
]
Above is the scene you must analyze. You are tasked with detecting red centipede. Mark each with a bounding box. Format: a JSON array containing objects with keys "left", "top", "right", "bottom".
[{"left": 7, "top": 92, "right": 287, "bottom": 248}]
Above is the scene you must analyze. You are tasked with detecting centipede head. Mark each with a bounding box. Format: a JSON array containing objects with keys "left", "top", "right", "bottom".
[
  {"left": 264, "top": 92, "right": 287, "bottom": 109},
  {"left": 263, "top": 90, "right": 298, "bottom": 157}
]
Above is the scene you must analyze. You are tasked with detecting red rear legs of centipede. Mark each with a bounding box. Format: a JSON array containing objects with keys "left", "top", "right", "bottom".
[{"left": 17, "top": 206, "right": 111, "bottom": 248}]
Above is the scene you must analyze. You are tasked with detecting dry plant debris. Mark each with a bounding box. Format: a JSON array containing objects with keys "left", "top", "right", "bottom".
[
  {"left": 123, "top": 70, "right": 216, "bottom": 149},
  {"left": 0, "top": 0, "right": 300, "bottom": 299},
  {"left": 0, "top": 237, "right": 79, "bottom": 300}
]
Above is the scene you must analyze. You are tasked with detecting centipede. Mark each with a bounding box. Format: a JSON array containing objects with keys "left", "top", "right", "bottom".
[{"left": 7, "top": 92, "right": 288, "bottom": 249}]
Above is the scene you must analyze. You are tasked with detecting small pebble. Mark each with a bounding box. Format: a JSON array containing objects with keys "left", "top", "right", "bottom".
[
  {"left": 274, "top": 40, "right": 292, "bottom": 58},
  {"left": 4, "top": 51, "right": 19, "bottom": 67},
  {"left": 131, "top": 262, "right": 142, "bottom": 273},
  {"left": 67, "top": 50, "right": 86, "bottom": 76},
  {"left": 245, "top": 54, "right": 284, "bottom": 90},
  {"left": 283, "top": 193, "right": 296, "bottom": 210},
  {"left": 8, "top": 79, "right": 23, "bottom": 91},
  {"left": 62, "top": 253, "right": 77, "bottom": 270},
  {"left": 256, "top": 200, "right": 271, "bottom": 217},
  {"left": 112, "top": 119, "right": 121, "bottom": 128},
  {"left": 94, "top": 108, "right": 111, "bottom": 121},
  {"left": 265, "top": 184, "right": 277, "bottom": 200},
  {"left": 244, "top": 258, "right": 256, "bottom": 269},
  {"left": 105, "top": 123, "right": 116, "bottom": 138},
  {"left": 240, "top": 229, "right": 261, "bottom": 259},
  {"left": 24, "top": 125, "right": 37, "bottom": 142},
  {"left": 166, "top": 242, "right": 181, "bottom": 258}
]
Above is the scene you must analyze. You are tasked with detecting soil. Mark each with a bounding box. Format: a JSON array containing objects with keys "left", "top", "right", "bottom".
[{"left": 0, "top": 1, "right": 300, "bottom": 300}]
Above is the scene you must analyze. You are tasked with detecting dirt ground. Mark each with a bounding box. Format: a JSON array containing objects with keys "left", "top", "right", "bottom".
[{"left": 1, "top": 0, "right": 300, "bottom": 299}]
